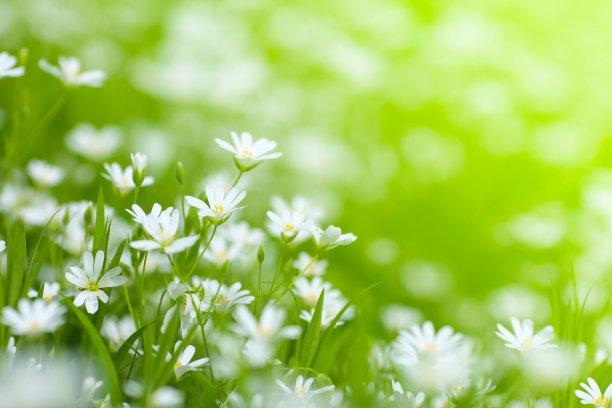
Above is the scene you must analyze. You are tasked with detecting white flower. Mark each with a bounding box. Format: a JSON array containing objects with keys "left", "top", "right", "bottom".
[
  {"left": 294, "top": 252, "right": 328, "bottom": 277},
  {"left": 41, "top": 282, "right": 60, "bottom": 303},
  {"left": 127, "top": 204, "right": 198, "bottom": 254},
  {"left": 148, "top": 387, "right": 184, "bottom": 408},
  {"left": 307, "top": 224, "right": 357, "bottom": 250},
  {"left": 275, "top": 375, "right": 335, "bottom": 405},
  {"left": 185, "top": 185, "right": 246, "bottom": 225},
  {"left": 26, "top": 160, "right": 65, "bottom": 187},
  {"left": 266, "top": 210, "right": 306, "bottom": 242},
  {"left": 39, "top": 56, "right": 106, "bottom": 87},
  {"left": 300, "top": 295, "right": 352, "bottom": 329},
  {"left": 233, "top": 304, "right": 300, "bottom": 342},
  {"left": 66, "top": 123, "right": 122, "bottom": 161},
  {"left": 65, "top": 250, "right": 128, "bottom": 314},
  {"left": 390, "top": 381, "right": 425, "bottom": 407},
  {"left": 131, "top": 152, "right": 148, "bottom": 186},
  {"left": 203, "top": 236, "right": 240, "bottom": 265},
  {"left": 200, "top": 279, "right": 254, "bottom": 314},
  {"left": 174, "top": 342, "right": 209, "bottom": 379},
  {"left": 102, "top": 315, "right": 137, "bottom": 352},
  {"left": 103, "top": 163, "right": 153, "bottom": 195},
  {"left": 82, "top": 377, "right": 103, "bottom": 401},
  {"left": 394, "top": 321, "right": 463, "bottom": 364},
  {"left": 215, "top": 131, "right": 282, "bottom": 171},
  {"left": 496, "top": 317, "right": 556, "bottom": 352},
  {"left": 219, "top": 221, "right": 265, "bottom": 263},
  {"left": 293, "top": 277, "right": 336, "bottom": 307},
  {"left": 0, "top": 52, "right": 25, "bottom": 79},
  {"left": 2, "top": 299, "right": 65, "bottom": 336},
  {"left": 0, "top": 240, "right": 5, "bottom": 253},
  {"left": 575, "top": 377, "right": 612, "bottom": 407}
]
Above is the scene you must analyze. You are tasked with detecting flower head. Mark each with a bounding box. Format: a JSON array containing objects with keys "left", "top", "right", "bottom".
[
  {"left": 275, "top": 375, "right": 335, "bottom": 405},
  {"left": 200, "top": 279, "right": 254, "bottom": 314},
  {"left": 185, "top": 185, "right": 246, "bottom": 226},
  {"left": 131, "top": 152, "right": 148, "bottom": 186},
  {"left": 0, "top": 52, "right": 25, "bottom": 79},
  {"left": 215, "top": 131, "right": 282, "bottom": 171},
  {"left": 496, "top": 317, "right": 556, "bottom": 352},
  {"left": 102, "top": 315, "right": 137, "bottom": 352},
  {"left": 307, "top": 223, "right": 356, "bottom": 251},
  {"left": 2, "top": 299, "right": 65, "bottom": 336},
  {"left": 173, "top": 342, "right": 209, "bottom": 380},
  {"left": 266, "top": 210, "right": 306, "bottom": 242},
  {"left": 103, "top": 163, "right": 153, "bottom": 195},
  {"left": 66, "top": 123, "right": 122, "bottom": 161},
  {"left": 233, "top": 304, "right": 300, "bottom": 342},
  {"left": 39, "top": 56, "right": 106, "bottom": 87},
  {"left": 65, "top": 250, "right": 127, "bottom": 314},
  {"left": 27, "top": 160, "right": 65, "bottom": 187},
  {"left": 575, "top": 377, "right": 612, "bottom": 407}
]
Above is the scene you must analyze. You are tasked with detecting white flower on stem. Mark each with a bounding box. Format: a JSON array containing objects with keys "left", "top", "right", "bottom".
[
  {"left": 148, "top": 387, "right": 184, "bottom": 408},
  {"left": 0, "top": 240, "right": 5, "bottom": 253},
  {"left": 275, "top": 375, "right": 335, "bottom": 405},
  {"left": 66, "top": 123, "right": 122, "bottom": 161},
  {"left": 295, "top": 252, "right": 328, "bottom": 277},
  {"left": 131, "top": 152, "right": 148, "bottom": 186},
  {"left": 102, "top": 315, "right": 137, "bottom": 352},
  {"left": 271, "top": 195, "right": 325, "bottom": 224},
  {"left": 65, "top": 250, "right": 127, "bottom": 314},
  {"left": 26, "top": 160, "right": 65, "bottom": 187},
  {"left": 394, "top": 321, "right": 463, "bottom": 364},
  {"left": 0, "top": 52, "right": 25, "bottom": 79},
  {"left": 496, "top": 317, "right": 556, "bottom": 352},
  {"left": 233, "top": 304, "right": 300, "bottom": 342},
  {"left": 215, "top": 131, "right": 282, "bottom": 171},
  {"left": 161, "top": 292, "right": 202, "bottom": 338},
  {"left": 300, "top": 295, "right": 352, "bottom": 329},
  {"left": 39, "top": 56, "right": 106, "bottom": 88},
  {"left": 173, "top": 341, "right": 209, "bottom": 380},
  {"left": 82, "top": 377, "right": 103, "bottom": 402},
  {"left": 103, "top": 163, "right": 153, "bottom": 195},
  {"left": 127, "top": 204, "right": 198, "bottom": 254},
  {"left": 185, "top": 185, "right": 246, "bottom": 226},
  {"left": 294, "top": 277, "right": 337, "bottom": 307},
  {"left": 266, "top": 210, "right": 306, "bottom": 242},
  {"left": 2, "top": 299, "right": 65, "bottom": 336},
  {"left": 390, "top": 380, "right": 425, "bottom": 407},
  {"left": 307, "top": 223, "right": 356, "bottom": 251},
  {"left": 203, "top": 236, "right": 240, "bottom": 266},
  {"left": 41, "top": 282, "right": 60, "bottom": 303},
  {"left": 200, "top": 279, "right": 254, "bottom": 314},
  {"left": 575, "top": 377, "right": 612, "bottom": 407}
]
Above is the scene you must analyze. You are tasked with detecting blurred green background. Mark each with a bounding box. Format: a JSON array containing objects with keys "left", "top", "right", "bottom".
[{"left": 2, "top": 0, "right": 612, "bottom": 340}]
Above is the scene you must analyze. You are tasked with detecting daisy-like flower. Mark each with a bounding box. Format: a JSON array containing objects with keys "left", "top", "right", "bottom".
[
  {"left": 127, "top": 204, "right": 199, "bottom": 254},
  {"left": 266, "top": 210, "right": 307, "bottom": 242},
  {"left": 39, "top": 56, "right": 106, "bottom": 88},
  {"left": 185, "top": 185, "right": 246, "bottom": 226},
  {"left": 215, "top": 131, "right": 282, "bottom": 171},
  {"left": 390, "top": 381, "right": 425, "bottom": 407},
  {"left": 275, "top": 375, "right": 335, "bottom": 405},
  {"left": 203, "top": 236, "right": 241, "bottom": 266},
  {"left": 300, "top": 295, "right": 352, "bottom": 328},
  {"left": 0, "top": 240, "right": 5, "bottom": 253},
  {"left": 26, "top": 160, "right": 65, "bottom": 188},
  {"left": 307, "top": 224, "right": 357, "bottom": 251},
  {"left": 0, "top": 52, "right": 25, "bottom": 79},
  {"left": 102, "top": 315, "right": 137, "bottom": 352},
  {"left": 38, "top": 282, "right": 60, "bottom": 303},
  {"left": 396, "top": 321, "right": 463, "bottom": 361},
  {"left": 200, "top": 279, "right": 254, "bottom": 314},
  {"left": 294, "top": 277, "right": 338, "bottom": 307},
  {"left": 575, "top": 377, "right": 612, "bottom": 407},
  {"left": 496, "top": 317, "right": 556, "bottom": 352},
  {"left": 103, "top": 163, "right": 154, "bottom": 195},
  {"left": 295, "top": 252, "right": 328, "bottom": 277},
  {"left": 66, "top": 123, "right": 122, "bottom": 161},
  {"left": 233, "top": 304, "right": 300, "bottom": 342},
  {"left": 2, "top": 299, "right": 65, "bottom": 336},
  {"left": 148, "top": 387, "right": 184, "bottom": 408},
  {"left": 65, "top": 250, "right": 128, "bottom": 314},
  {"left": 174, "top": 341, "right": 209, "bottom": 380}
]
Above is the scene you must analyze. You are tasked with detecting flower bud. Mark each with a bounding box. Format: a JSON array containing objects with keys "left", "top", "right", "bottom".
[{"left": 176, "top": 161, "right": 185, "bottom": 185}]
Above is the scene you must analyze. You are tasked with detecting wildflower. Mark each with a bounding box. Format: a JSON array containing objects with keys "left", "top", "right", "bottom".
[
  {"left": 81, "top": 377, "right": 103, "bottom": 402},
  {"left": 496, "top": 317, "right": 556, "bottom": 352},
  {"left": 200, "top": 279, "right": 254, "bottom": 314},
  {"left": 65, "top": 250, "right": 128, "bottom": 314},
  {"left": 66, "top": 123, "right": 122, "bottom": 161},
  {"left": 294, "top": 277, "right": 337, "bottom": 307},
  {"left": 103, "top": 163, "right": 153, "bottom": 195},
  {"left": 307, "top": 223, "right": 357, "bottom": 251},
  {"left": 233, "top": 304, "right": 300, "bottom": 342},
  {"left": 148, "top": 387, "right": 184, "bottom": 408},
  {"left": 0, "top": 52, "right": 25, "bottom": 79},
  {"left": 215, "top": 131, "right": 282, "bottom": 171},
  {"left": 266, "top": 210, "right": 306, "bottom": 242},
  {"left": 40, "top": 282, "right": 60, "bottom": 302},
  {"left": 575, "top": 377, "right": 612, "bottom": 407},
  {"left": 271, "top": 195, "right": 324, "bottom": 224},
  {"left": 390, "top": 380, "right": 425, "bottom": 407},
  {"left": 131, "top": 152, "right": 148, "bottom": 186},
  {"left": 275, "top": 375, "right": 335, "bottom": 405},
  {"left": 300, "top": 295, "right": 352, "bottom": 328},
  {"left": 127, "top": 204, "right": 198, "bottom": 254},
  {"left": 173, "top": 342, "right": 209, "bottom": 379},
  {"left": 102, "top": 315, "right": 137, "bottom": 352},
  {"left": 295, "top": 252, "right": 328, "bottom": 277},
  {"left": 185, "top": 185, "right": 246, "bottom": 225},
  {"left": 39, "top": 56, "right": 106, "bottom": 87},
  {"left": 2, "top": 299, "right": 65, "bottom": 336},
  {"left": 26, "top": 160, "right": 65, "bottom": 187}
]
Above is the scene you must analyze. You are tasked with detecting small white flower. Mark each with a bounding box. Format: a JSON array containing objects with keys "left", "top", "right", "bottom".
[
  {"left": 173, "top": 342, "right": 209, "bottom": 379},
  {"left": 575, "top": 377, "right": 612, "bottom": 407},
  {"left": 294, "top": 252, "right": 328, "bottom": 277},
  {"left": 102, "top": 315, "right": 137, "bottom": 352},
  {"left": 148, "top": 387, "right": 184, "bottom": 408},
  {"left": 275, "top": 375, "right": 335, "bottom": 404},
  {"left": 233, "top": 304, "right": 300, "bottom": 342},
  {"left": 82, "top": 376, "right": 103, "bottom": 402},
  {"left": 41, "top": 282, "right": 60, "bottom": 303},
  {"left": 2, "top": 299, "right": 65, "bottom": 336},
  {"left": 131, "top": 152, "right": 148, "bottom": 186},
  {"left": 203, "top": 236, "right": 240, "bottom": 265},
  {"left": 307, "top": 224, "right": 357, "bottom": 250},
  {"left": 39, "top": 56, "right": 106, "bottom": 87},
  {"left": 65, "top": 250, "right": 128, "bottom": 314},
  {"left": 103, "top": 163, "right": 154, "bottom": 195},
  {"left": 66, "top": 123, "right": 122, "bottom": 161},
  {"left": 26, "top": 160, "right": 65, "bottom": 187},
  {"left": 185, "top": 185, "right": 246, "bottom": 225},
  {"left": 395, "top": 321, "right": 463, "bottom": 362},
  {"left": 0, "top": 240, "right": 5, "bottom": 253},
  {"left": 0, "top": 52, "right": 25, "bottom": 79},
  {"left": 127, "top": 204, "right": 198, "bottom": 254},
  {"left": 496, "top": 317, "right": 556, "bottom": 352},
  {"left": 200, "top": 279, "right": 254, "bottom": 314},
  {"left": 266, "top": 210, "right": 306, "bottom": 242},
  {"left": 300, "top": 295, "right": 352, "bottom": 329},
  {"left": 215, "top": 131, "right": 282, "bottom": 171},
  {"left": 294, "top": 277, "right": 336, "bottom": 307}
]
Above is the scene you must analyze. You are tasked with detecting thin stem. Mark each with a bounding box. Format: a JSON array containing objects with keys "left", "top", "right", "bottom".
[
  {"left": 186, "top": 225, "right": 217, "bottom": 280},
  {"left": 273, "top": 253, "right": 320, "bottom": 305},
  {"left": 230, "top": 171, "right": 243, "bottom": 190},
  {"left": 267, "top": 244, "right": 287, "bottom": 299},
  {"left": 133, "top": 186, "right": 140, "bottom": 205}
]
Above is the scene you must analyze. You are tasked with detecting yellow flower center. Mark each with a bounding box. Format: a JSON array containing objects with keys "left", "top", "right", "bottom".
[
  {"left": 175, "top": 361, "right": 183, "bottom": 368},
  {"left": 297, "top": 385, "right": 307, "bottom": 398},
  {"left": 119, "top": 177, "right": 132, "bottom": 188},
  {"left": 27, "top": 320, "right": 42, "bottom": 331},
  {"left": 306, "top": 293, "right": 318, "bottom": 303},
  {"left": 242, "top": 149, "right": 253, "bottom": 158},
  {"left": 595, "top": 396, "right": 609, "bottom": 406},
  {"left": 284, "top": 223, "right": 295, "bottom": 232},
  {"left": 212, "top": 204, "right": 224, "bottom": 215},
  {"left": 257, "top": 325, "right": 273, "bottom": 338},
  {"left": 521, "top": 338, "right": 533, "bottom": 350},
  {"left": 424, "top": 342, "right": 438, "bottom": 352},
  {"left": 216, "top": 295, "right": 229, "bottom": 305}
]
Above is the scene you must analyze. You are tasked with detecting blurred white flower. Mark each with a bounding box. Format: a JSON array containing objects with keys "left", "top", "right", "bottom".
[
  {"left": 81, "top": 377, "right": 103, "bottom": 402},
  {"left": 103, "top": 163, "right": 153, "bottom": 195},
  {"left": 102, "top": 315, "right": 137, "bottom": 352},
  {"left": 2, "top": 299, "right": 65, "bottom": 336},
  {"left": 39, "top": 56, "right": 106, "bottom": 87},
  {"left": 65, "top": 250, "right": 127, "bottom": 314},
  {"left": 66, "top": 123, "right": 122, "bottom": 161},
  {"left": 200, "top": 279, "right": 254, "bottom": 314},
  {"left": 293, "top": 277, "right": 339, "bottom": 307},
  {"left": 266, "top": 210, "right": 306, "bottom": 242},
  {"left": 185, "top": 185, "right": 246, "bottom": 225},
  {"left": 275, "top": 375, "right": 335, "bottom": 406},
  {"left": 127, "top": 204, "right": 198, "bottom": 254},
  {"left": 26, "top": 160, "right": 65, "bottom": 187},
  {"left": 575, "top": 377, "right": 612, "bottom": 407},
  {"left": 174, "top": 342, "right": 209, "bottom": 379},
  {"left": 203, "top": 236, "right": 240, "bottom": 265},
  {"left": 271, "top": 195, "right": 324, "bottom": 224},
  {"left": 0, "top": 51, "right": 24, "bottom": 79},
  {"left": 148, "top": 387, "right": 184, "bottom": 408},
  {"left": 496, "top": 317, "right": 556, "bottom": 352},
  {"left": 233, "top": 304, "right": 300, "bottom": 343},
  {"left": 215, "top": 131, "right": 282, "bottom": 171},
  {"left": 294, "top": 252, "right": 327, "bottom": 277},
  {"left": 41, "top": 282, "right": 60, "bottom": 303}
]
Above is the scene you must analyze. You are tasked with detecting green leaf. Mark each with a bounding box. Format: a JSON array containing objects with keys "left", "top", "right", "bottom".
[
  {"left": 6, "top": 219, "right": 26, "bottom": 307},
  {"left": 92, "top": 188, "right": 106, "bottom": 253},
  {"left": 108, "top": 238, "right": 127, "bottom": 270},
  {"left": 68, "top": 303, "right": 122, "bottom": 404},
  {"left": 299, "top": 288, "right": 324, "bottom": 367}
]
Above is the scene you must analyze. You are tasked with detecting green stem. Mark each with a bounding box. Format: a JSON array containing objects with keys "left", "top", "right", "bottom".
[
  {"left": 273, "top": 253, "right": 320, "bottom": 305},
  {"left": 186, "top": 225, "right": 217, "bottom": 280}
]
